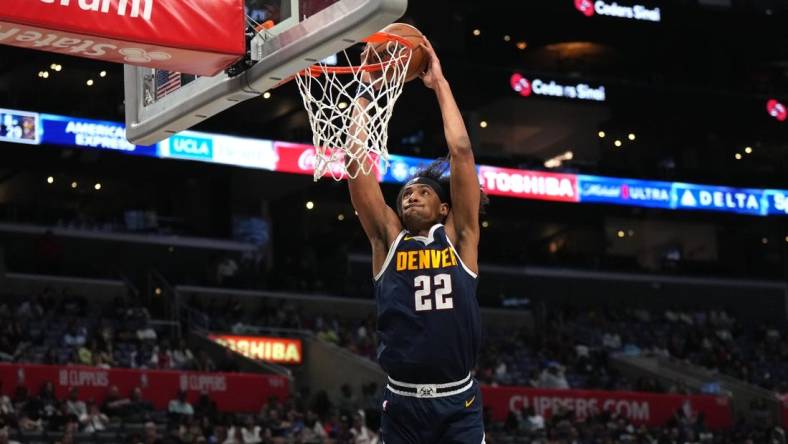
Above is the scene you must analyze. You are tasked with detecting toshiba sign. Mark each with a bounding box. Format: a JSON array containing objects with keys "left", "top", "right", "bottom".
[
  {"left": 478, "top": 166, "right": 578, "bottom": 203},
  {"left": 209, "top": 335, "right": 303, "bottom": 365},
  {"left": 574, "top": 0, "right": 661, "bottom": 22},
  {"left": 511, "top": 73, "right": 606, "bottom": 102}
]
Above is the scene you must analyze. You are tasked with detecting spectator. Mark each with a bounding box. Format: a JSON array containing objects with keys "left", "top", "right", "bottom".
[
  {"left": 62, "top": 322, "right": 86, "bottom": 348},
  {"left": 539, "top": 363, "right": 570, "bottom": 389},
  {"left": 143, "top": 421, "right": 163, "bottom": 444},
  {"left": 194, "top": 350, "right": 216, "bottom": 372},
  {"left": 101, "top": 385, "right": 130, "bottom": 418},
  {"left": 240, "top": 416, "right": 263, "bottom": 444},
  {"left": 335, "top": 384, "right": 357, "bottom": 416},
  {"left": 194, "top": 392, "right": 217, "bottom": 421},
  {"left": 168, "top": 390, "right": 194, "bottom": 418},
  {"left": 299, "top": 410, "right": 328, "bottom": 444},
  {"left": 350, "top": 412, "right": 374, "bottom": 444},
  {"left": 0, "top": 426, "right": 20, "bottom": 444},
  {"left": 172, "top": 339, "right": 195, "bottom": 370},
  {"left": 127, "top": 387, "right": 153, "bottom": 422},
  {"left": 64, "top": 388, "right": 86, "bottom": 419},
  {"left": 81, "top": 402, "right": 109, "bottom": 433}
]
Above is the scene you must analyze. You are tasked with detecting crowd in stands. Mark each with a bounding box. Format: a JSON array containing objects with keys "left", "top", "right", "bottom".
[{"left": 0, "top": 290, "right": 222, "bottom": 373}]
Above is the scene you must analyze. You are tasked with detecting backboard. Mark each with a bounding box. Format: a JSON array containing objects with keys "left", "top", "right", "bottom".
[{"left": 124, "top": 0, "right": 407, "bottom": 146}]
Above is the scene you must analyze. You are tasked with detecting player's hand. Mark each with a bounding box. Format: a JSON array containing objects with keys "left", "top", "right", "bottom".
[
  {"left": 359, "top": 45, "right": 383, "bottom": 89},
  {"left": 418, "top": 37, "right": 445, "bottom": 90}
]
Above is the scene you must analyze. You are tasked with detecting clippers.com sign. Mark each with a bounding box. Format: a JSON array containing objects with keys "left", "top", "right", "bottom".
[
  {"left": 210, "top": 335, "right": 303, "bottom": 365},
  {"left": 0, "top": 0, "right": 245, "bottom": 75},
  {"left": 575, "top": 0, "right": 661, "bottom": 22},
  {"left": 511, "top": 73, "right": 606, "bottom": 102}
]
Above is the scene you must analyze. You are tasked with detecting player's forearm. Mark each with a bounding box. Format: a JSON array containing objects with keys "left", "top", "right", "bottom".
[{"left": 434, "top": 79, "right": 473, "bottom": 156}]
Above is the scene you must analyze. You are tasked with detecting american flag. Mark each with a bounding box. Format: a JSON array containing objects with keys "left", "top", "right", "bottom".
[{"left": 155, "top": 70, "right": 181, "bottom": 100}]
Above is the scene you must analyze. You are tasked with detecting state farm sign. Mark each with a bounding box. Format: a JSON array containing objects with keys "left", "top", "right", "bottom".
[
  {"left": 575, "top": 0, "right": 661, "bottom": 22},
  {"left": 511, "top": 73, "right": 606, "bottom": 102}
]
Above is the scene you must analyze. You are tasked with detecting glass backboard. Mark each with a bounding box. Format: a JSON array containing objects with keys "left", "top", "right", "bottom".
[{"left": 124, "top": 0, "right": 407, "bottom": 145}]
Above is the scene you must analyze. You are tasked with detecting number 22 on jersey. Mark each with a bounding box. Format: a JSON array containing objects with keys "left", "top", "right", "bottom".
[{"left": 414, "top": 274, "right": 453, "bottom": 311}]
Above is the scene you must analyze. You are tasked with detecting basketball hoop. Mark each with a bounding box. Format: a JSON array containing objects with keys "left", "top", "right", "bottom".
[{"left": 294, "top": 32, "right": 414, "bottom": 181}]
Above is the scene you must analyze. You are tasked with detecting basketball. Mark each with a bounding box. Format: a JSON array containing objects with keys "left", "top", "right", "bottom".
[{"left": 371, "top": 23, "right": 429, "bottom": 82}]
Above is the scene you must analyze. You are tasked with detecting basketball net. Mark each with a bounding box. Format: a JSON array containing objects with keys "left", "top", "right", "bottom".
[{"left": 295, "top": 34, "right": 412, "bottom": 181}]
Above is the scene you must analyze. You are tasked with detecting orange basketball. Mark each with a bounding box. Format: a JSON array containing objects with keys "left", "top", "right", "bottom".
[{"left": 371, "top": 23, "right": 429, "bottom": 82}]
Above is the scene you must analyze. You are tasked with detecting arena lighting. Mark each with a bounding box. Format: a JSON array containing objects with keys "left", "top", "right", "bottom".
[
  {"left": 482, "top": 221, "right": 489, "bottom": 228},
  {"left": 262, "top": 91, "right": 272, "bottom": 99},
  {"left": 614, "top": 140, "right": 622, "bottom": 147},
  {"left": 94, "top": 183, "right": 102, "bottom": 190},
  {"left": 479, "top": 121, "right": 488, "bottom": 128},
  {"left": 154, "top": 287, "right": 162, "bottom": 295},
  {"left": 86, "top": 79, "right": 94, "bottom": 86},
  {"left": 306, "top": 201, "right": 314, "bottom": 210},
  {"left": 337, "top": 214, "right": 345, "bottom": 221},
  {"left": 503, "top": 35, "right": 511, "bottom": 42},
  {"left": 472, "top": 29, "right": 481, "bottom": 36},
  {"left": 544, "top": 151, "right": 574, "bottom": 168},
  {"left": 744, "top": 146, "right": 753, "bottom": 154},
  {"left": 735, "top": 153, "right": 742, "bottom": 160},
  {"left": 71, "top": 181, "right": 77, "bottom": 189},
  {"left": 338, "top": 102, "right": 348, "bottom": 109},
  {"left": 762, "top": 237, "right": 768, "bottom": 245},
  {"left": 628, "top": 133, "right": 636, "bottom": 141},
  {"left": 784, "top": 235, "right": 788, "bottom": 243},
  {"left": 516, "top": 41, "right": 527, "bottom": 50},
  {"left": 46, "top": 176, "right": 54, "bottom": 184},
  {"left": 99, "top": 70, "right": 107, "bottom": 78},
  {"left": 616, "top": 230, "right": 625, "bottom": 238},
  {"left": 598, "top": 131, "right": 606, "bottom": 138}
]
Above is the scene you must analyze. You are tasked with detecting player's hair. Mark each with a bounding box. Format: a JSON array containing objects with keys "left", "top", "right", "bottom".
[{"left": 395, "top": 156, "right": 489, "bottom": 219}]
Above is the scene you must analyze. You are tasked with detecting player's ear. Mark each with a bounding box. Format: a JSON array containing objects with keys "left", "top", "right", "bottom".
[{"left": 439, "top": 203, "right": 449, "bottom": 217}]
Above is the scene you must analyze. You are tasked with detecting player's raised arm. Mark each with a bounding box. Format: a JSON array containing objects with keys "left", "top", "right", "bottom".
[
  {"left": 419, "top": 38, "right": 481, "bottom": 271},
  {"left": 346, "top": 93, "right": 402, "bottom": 274}
]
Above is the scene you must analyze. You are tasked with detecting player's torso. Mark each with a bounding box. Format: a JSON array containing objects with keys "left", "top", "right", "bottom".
[{"left": 374, "top": 224, "right": 481, "bottom": 383}]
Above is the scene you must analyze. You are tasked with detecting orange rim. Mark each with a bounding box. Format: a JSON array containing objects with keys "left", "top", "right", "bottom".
[{"left": 299, "top": 31, "right": 415, "bottom": 77}]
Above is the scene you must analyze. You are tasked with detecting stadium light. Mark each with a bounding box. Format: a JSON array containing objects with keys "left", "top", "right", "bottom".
[
  {"left": 744, "top": 146, "right": 753, "bottom": 154},
  {"left": 614, "top": 140, "right": 622, "bottom": 148},
  {"left": 628, "top": 133, "right": 636, "bottom": 141},
  {"left": 598, "top": 131, "right": 606, "bottom": 138},
  {"left": 46, "top": 176, "right": 54, "bottom": 184},
  {"left": 306, "top": 201, "right": 315, "bottom": 210}
]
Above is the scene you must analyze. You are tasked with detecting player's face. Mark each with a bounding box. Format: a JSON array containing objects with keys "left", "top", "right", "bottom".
[{"left": 400, "top": 184, "right": 448, "bottom": 229}]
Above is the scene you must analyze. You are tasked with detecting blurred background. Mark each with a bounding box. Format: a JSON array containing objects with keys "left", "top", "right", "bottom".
[{"left": 1, "top": 0, "right": 788, "bottom": 443}]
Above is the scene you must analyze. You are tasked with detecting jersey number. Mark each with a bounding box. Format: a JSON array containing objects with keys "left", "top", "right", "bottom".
[{"left": 414, "top": 274, "right": 453, "bottom": 311}]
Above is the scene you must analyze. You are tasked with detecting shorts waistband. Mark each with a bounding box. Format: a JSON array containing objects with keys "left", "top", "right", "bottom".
[{"left": 386, "top": 373, "right": 473, "bottom": 398}]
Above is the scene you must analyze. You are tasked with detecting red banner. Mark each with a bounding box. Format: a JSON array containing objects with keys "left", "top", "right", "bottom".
[
  {"left": 481, "top": 386, "right": 732, "bottom": 429},
  {"left": 0, "top": 0, "right": 244, "bottom": 76},
  {"left": 209, "top": 335, "right": 303, "bottom": 365},
  {"left": 477, "top": 166, "right": 579, "bottom": 202},
  {"left": 0, "top": 364, "right": 288, "bottom": 412},
  {"left": 274, "top": 142, "right": 383, "bottom": 181}
]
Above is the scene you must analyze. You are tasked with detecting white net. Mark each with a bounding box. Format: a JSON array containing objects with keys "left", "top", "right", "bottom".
[{"left": 295, "top": 37, "right": 412, "bottom": 181}]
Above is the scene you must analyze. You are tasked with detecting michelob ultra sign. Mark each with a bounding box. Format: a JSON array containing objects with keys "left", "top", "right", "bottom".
[{"left": 209, "top": 335, "right": 302, "bottom": 365}]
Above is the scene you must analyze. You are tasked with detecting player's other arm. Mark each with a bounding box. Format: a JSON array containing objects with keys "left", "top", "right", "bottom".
[
  {"left": 346, "top": 96, "right": 402, "bottom": 276},
  {"left": 420, "top": 38, "right": 480, "bottom": 273}
]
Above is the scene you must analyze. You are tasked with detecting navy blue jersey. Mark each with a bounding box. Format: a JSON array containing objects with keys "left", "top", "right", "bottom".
[{"left": 374, "top": 224, "right": 481, "bottom": 384}]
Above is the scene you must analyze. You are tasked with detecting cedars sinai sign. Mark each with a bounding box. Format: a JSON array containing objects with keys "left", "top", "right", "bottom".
[{"left": 575, "top": 0, "right": 661, "bottom": 22}]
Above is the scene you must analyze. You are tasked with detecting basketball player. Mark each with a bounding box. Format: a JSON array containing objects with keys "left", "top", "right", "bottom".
[{"left": 347, "top": 37, "right": 488, "bottom": 444}]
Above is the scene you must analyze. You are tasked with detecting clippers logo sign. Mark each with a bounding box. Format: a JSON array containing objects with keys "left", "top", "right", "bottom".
[
  {"left": 511, "top": 73, "right": 606, "bottom": 102},
  {"left": 574, "top": 0, "right": 661, "bottom": 22},
  {"left": 766, "top": 99, "right": 787, "bottom": 122},
  {"left": 39, "top": 0, "right": 154, "bottom": 21}
]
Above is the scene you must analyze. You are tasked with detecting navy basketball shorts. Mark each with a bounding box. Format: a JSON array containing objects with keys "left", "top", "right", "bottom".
[{"left": 380, "top": 373, "right": 485, "bottom": 444}]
